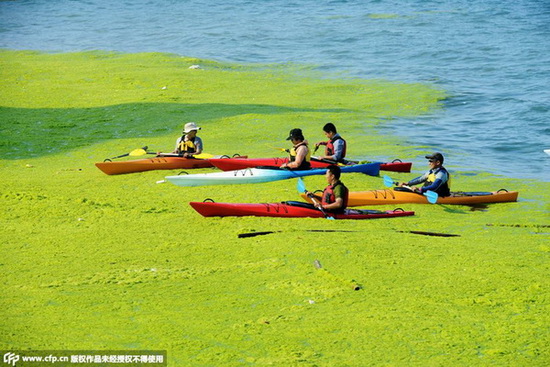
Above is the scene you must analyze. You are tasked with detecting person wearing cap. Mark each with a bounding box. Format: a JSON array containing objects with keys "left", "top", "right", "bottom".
[
  {"left": 280, "top": 128, "right": 311, "bottom": 170},
  {"left": 306, "top": 165, "right": 349, "bottom": 213},
  {"left": 314, "top": 123, "right": 348, "bottom": 163},
  {"left": 399, "top": 152, "right": 451, "bottom": 197},
  {"left": 158, "top": 122, "right": 203, "bottom": 158}
]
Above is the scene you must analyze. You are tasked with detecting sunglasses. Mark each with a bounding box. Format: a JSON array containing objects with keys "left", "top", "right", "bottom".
[{"left": 428, "top": 159, "right": 436, "bottom": 163}]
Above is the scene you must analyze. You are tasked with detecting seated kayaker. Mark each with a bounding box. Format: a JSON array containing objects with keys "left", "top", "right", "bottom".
[
  {"left": 314, "top": 123, "right": 348, "bottom": 164},
  {"left": 398, "top": 152, "right": 451, "bottom": 197},
  {"left": 280, "top": 128, "right": 311, "bottom": 170},
  {"left": 157, "top": 122, "right": 203, "bottom": 158},
  {"left": 307, "top": 165, "right": 349, "bottom": 213}
]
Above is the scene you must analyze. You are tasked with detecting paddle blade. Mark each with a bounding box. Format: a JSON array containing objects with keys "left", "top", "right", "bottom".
[
  {"left": 272, "top": 146, "right": 289, "bottom": 153},
  {"left": 194, "top": 153, "right": 214, "bottom": 159},
  {"left": 129, "top": 148, "right": 148, "bottom": 157},
  {"left": 424, "top": 190, "right": 439, "bottom": 204},
  {"left": 383, "top": 175, "right": 395, "bottom": 188},
  {"left": 297, "top": 178, "right": 306, "bottom": 193}
]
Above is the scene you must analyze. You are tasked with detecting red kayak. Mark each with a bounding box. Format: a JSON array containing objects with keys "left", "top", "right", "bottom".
[
  {"left": 190, "top": 200, "right": 415, "bottom": 219},
  {"left": 209, "top": 157, "right": 412, "bottom": 173}
]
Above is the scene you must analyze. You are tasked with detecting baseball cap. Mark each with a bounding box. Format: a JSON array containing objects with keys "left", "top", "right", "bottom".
[
  {"left": 286, "top": 128, "right": 304, "bottom": 141},
  {"left": 425, "top": 152, "right": 444, "bottom": 163}
]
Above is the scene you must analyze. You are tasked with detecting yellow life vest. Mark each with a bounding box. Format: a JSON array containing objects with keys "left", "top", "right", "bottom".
[
  {"left": 289, "top": 142, "right": 311, "bottom": 162},
  {"left": 427, "top": 172, "right": 451, "bottom": 188},
  {"left": 177, "top": 137, "right": 196, "bottom": 153}
]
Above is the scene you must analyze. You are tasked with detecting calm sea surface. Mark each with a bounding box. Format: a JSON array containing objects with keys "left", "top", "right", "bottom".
[{"left": 1, "top": 0, "right": 549, "bottom": 181}]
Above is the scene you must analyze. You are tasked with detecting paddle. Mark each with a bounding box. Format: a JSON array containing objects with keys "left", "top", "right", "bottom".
[
  {"left": 267, "top": 145, "right": 290, "bottom": 153},
  {"left": 129, "top": 147, "right": 153, "bottom": 156},
  {"left": 383, "top": 175, "right": 439, "bottom": 204},
  {"left": 107, "top": 147, "right": 212, "bottom": 161},
  {"left": 193, "top": 153, "right": 214, "bottom": 159},
  {"left": 313, "top": 144, "right": 320, "bottom": 154},
  {"left": 155, "top": 152, "right": 214, "bottom": 159},
  {"left": 297, "top": 178, "right": 335, "bottom": 219},
  {"left": 105, "top": 146, "right": 154, "bottom": 161},
  {"left": 151, "top": 151, "right": 215, "bottom": 159}
]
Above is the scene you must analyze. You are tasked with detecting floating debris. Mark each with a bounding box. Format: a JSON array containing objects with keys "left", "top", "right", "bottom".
[{"left": 487, "top": 223, "right": 550, "bottom": 228}]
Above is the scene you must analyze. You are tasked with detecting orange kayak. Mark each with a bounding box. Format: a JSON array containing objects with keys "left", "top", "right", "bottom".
[
  {"left": 95, "top": 154, "right": 249, "bottom": 175},
  {"left": 95, "top": 156, "right": 213, "bottom": 175},
  {"left": 301, "top": 189, "right": 519, "bottom": 206}
]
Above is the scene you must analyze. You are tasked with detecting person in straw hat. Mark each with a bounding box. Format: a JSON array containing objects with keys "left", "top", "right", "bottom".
[{"left": 158, "top": 122, "right": 203, "bottom": 158}]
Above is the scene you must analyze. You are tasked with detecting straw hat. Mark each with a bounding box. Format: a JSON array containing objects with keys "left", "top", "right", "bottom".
[{"left": 183, "top": 122, "right": 201, "bottom": 133}]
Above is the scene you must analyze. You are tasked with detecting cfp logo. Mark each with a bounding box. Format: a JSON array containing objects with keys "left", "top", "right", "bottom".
[{"left": 3, "top": 353, "right": 20, "bottom": 366}]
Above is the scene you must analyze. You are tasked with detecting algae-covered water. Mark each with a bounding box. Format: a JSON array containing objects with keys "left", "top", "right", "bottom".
[
  {"left": 1, "top": 51, "right": 549, "bottom": 366},
  {"left": 2, "top": 0, "right": 549, "bottom": 181}
]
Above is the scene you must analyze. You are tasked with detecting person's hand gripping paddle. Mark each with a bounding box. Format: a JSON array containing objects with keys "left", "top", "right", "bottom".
[
  {"left": 383, "top": 175, "right": 438, "bottom": 204},
  {"left": 297, "top": 178, "right": 335, "bottom": 219}
]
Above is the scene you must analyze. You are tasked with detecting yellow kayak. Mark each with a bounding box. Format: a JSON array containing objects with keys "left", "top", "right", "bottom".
[{"left": 301, "top": 188, "right": 519, "bottom": 206}]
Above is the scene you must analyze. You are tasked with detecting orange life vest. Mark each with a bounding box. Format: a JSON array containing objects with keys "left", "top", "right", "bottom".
[
  {"left": 322, "top": 181, "right": 349, "bottom": 211},
  {"left": 325, "top": 135, "right": 347, "bottom": 161}
]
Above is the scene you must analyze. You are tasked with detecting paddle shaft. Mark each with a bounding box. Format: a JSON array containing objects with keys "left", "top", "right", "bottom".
[
  {"left": 108, "top": 146, "right": 149, "bottom": 160},
  {"left": 307, "top": 193, "right": 334, "bottom": 219},
  {"left": 297, "top": 177, "right": 334, "bottom": 219}
]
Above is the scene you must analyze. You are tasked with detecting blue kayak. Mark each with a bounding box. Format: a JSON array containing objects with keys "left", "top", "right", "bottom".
[{"left": 165, "top": 162, "right": 380, "bottom": 187}]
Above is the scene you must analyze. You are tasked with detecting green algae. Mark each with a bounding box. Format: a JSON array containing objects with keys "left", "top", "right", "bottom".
[
  {"left": 1, "top": 50, "right": 549, "bottom": 366},
  {"left": 0, "top": 50, "right": 442, "bottom": 161},
  {"left": 367, "top": 13, "right": 405, "bottom": 19}
]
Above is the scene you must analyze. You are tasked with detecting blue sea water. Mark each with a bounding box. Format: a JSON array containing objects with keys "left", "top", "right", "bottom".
[{"left": 1, "top": 0, "right": 549, "bottom": 181}]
